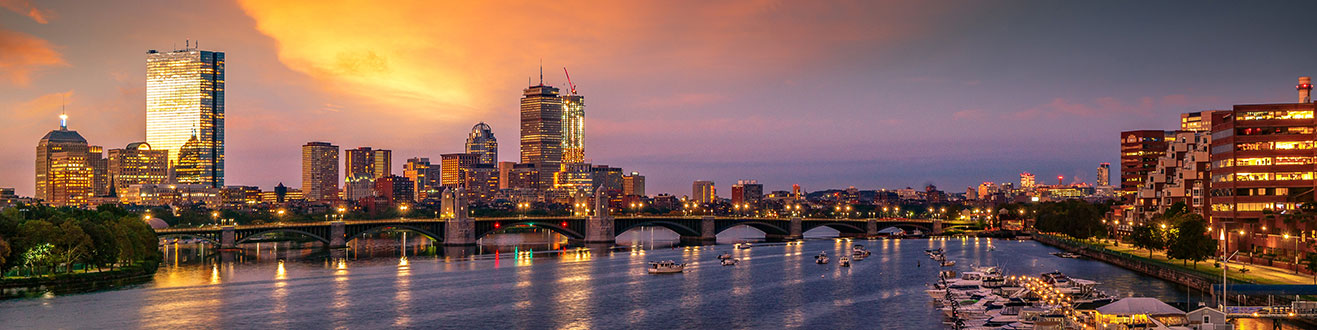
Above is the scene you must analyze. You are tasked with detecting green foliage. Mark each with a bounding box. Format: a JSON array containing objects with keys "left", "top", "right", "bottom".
[
  {"left": 0, "top": 236, "right": 9, "bottom": 271},
  {"left": 1167, "top": 215, "right": 1215, "bottom": 268},
  {"left": 1033, "top": 200, "right": 1108, "bottom": 239},
  {"left": 0, "top": 204, "right": 160, "bottom": 277},
  {"left": 1129, "top": 224, "right": 1164, "bottom": 258}
]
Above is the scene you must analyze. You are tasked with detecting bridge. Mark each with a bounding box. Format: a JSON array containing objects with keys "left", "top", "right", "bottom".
[{"left": 155, "top": 187, "right": 953, "bottom": 249}]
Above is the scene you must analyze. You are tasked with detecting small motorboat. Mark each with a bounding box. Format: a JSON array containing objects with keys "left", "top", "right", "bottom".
[
  {"left": 940, "top": 260, "right": 956, "bottom": 267},
  {"left": 852, "top": 245, "right": 871, "bottom": 257},
  {"left": 717, "top": 253, "right": 732, "bottom": 260},
  {"left": 734, "top": 242, "right": 752, "bottom": 249},
  {"left": 815, "top": 252, "right": 830, "bottom": 264},
  {"left": 721, "top": 258, "right": 738, "bottom": 266},
  {"left": 648, "top": 260, "right": 685, "bottom": 274},
  {"left": 839, "top": 256, "right": 851, "bottom": 267}
]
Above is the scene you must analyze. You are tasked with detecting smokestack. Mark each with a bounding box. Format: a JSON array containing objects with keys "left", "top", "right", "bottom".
[{"left": 1299, "top": 76, "right": 1312, "bottom": 103}]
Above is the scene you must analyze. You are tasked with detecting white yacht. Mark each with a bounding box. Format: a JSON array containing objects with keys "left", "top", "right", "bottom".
[{"left": 647, "top": 261, "right": 685, "bottom": 274}]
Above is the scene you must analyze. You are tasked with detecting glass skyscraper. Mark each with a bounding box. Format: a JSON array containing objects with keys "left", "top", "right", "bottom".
[
  {"left": 146, "top": 47, "right": 224, "bottom": 188},
  {"left": 465, "top": 122, "right": 498, "bottom": 165},
  {"left": 562, "top": 94, "right": 585, "bottom": 164}
]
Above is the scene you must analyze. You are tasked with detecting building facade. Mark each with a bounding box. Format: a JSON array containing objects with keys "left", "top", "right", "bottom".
[
  {"left": 1020, "top": 172, "right": 1036, "bottom": 189},
  {"left": 1120, "top": 130, "right": 1174, "bottom": 199},
  {"left": 623, "top": 172, "right": 646, "bottom": 196},
  {"left": 1130, "top": 131, "right": 1211, "bottom": 226},
  {"left": 301, "top": 142, "right": 339, "bottom": 202},
  {"left": 36, "top": 115, "right": 96, "bottom": 207},
  {"left": 519, "top": 84, "right": 563, "bottom": 190},
  {"left": 373, "top": 175, "right": 414, "bottom": 205},
  {"left": 693, "top": 180, "right": 716, "bottom": 204},
  {"left": 108, "top": 142, "right": 170, "bottom": 193},
  {"left": 465, "top": 123, "right": 498, "bottom": 165},
  {"left": 346, "top": 147, "right": 391, "bottom": 179},
  {"left": 731, "top": 180, "right": 764, "bottom": 205},
  {"left": 146, "top": 47, "right": 224, "bottom": 188},
  {"left": 562, "top": 94, "right": 586, "bottom": 164},
  {"left": 1097, "top": 163, "right": 1111, "bottom": 187},
  {"left": 403, "top": 157, "right": 441, "bottom": 201}
]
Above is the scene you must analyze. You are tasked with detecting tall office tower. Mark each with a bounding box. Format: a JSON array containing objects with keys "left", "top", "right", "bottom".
[
  {"left": 108, "top": 142, "right": 170, "bottom": 193},
  {"left": 146, "top": 47, "right": 224, "bottom": 188},
  {"left": 693, "top": 180, "right": 715, "bottom": 204},
  {"left": 372, "top": 149, "right": 392, "bottom": 178},
  {"left": 590, "top": 165, "right": 623, "bottom": 194},
  {"left": 404, "top": 157, "right": 441, "bottom": 201},
  {"left": 623, "top": 172, "right": 646, "bottom": 196},
  {"left": 1019, "top": 172, "right": 1036, "bottom": 189},
  {"left": 1096, "top": 163, "right": 1111, "bottom": 187},
  {"left": 562, "top": 94, "right": 585, "bottom": 164},
  {"left": 498, "top": 161, "right": 516, "bottom": 189},
  {"left": 466, "top": 123, "right": 498, "bottom": 165},
  {"left": 36, "top": 114, "right": 92, "bottom": 206},
  {"left": 301, "top": 142, "right": 339, "bottom": 202},
  {"left": 520, "top": 81, "right": 563, "bottom": 190},
  {"left": 87, "top": 145, "right": 108, "bottom": 196}
]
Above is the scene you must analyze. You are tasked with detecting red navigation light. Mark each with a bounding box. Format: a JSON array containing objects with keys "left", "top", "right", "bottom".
[
  {"left": 494, "top": 222, "right": 501, "bottom": 228},
  {"left": 561, "top": 221, "right": 568, "bottom": 227}
]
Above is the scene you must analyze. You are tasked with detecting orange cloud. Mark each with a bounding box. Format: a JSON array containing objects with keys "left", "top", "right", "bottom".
[
  {"left": 11, "top": 90, "right": 72, "bottom": 119},
  {"left": 0, "top": 29, "right": 66, "bottom": 86},
  {"left": 236, "top": 0, "right": 927, "bottom": 121},
  {"left": 0, "top": 0, "right": 51, "bottom": 24}
]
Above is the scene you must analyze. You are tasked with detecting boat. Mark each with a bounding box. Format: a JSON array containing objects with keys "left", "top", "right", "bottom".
[
  {"left": 647, "top": 260, "right": 685, "bottom": 274},
  {"left": 815, "top": 252, "right": 830, "bottom": 264},
  {"left": 852, "top": 244, "right": 871, "bottom": 257},
  {"left": 941, "top": 260, "right": 956, "bottom": 267},
  {"left": 734, "top": 242, "right": 752, "bottom": 249},
  {"left": 717, "top": 253, "right": 732, "bottom": 260},
  {"left": 839, "top": 256, "right": 851, "bottom": 267},
  {"left": 721, "top": 258, "right": 738, "bottom": 266},
  {"left": 1049, "top": 252, "right": 1082, "bottom": 259}
]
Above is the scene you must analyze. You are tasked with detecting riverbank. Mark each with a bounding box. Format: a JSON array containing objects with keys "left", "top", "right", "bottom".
[
  {"left": 1034, "top": 234, "right": 1226, "bottom": 291},
  {"left": 0, "top": 262, "right": 159, "bottom": 299}
]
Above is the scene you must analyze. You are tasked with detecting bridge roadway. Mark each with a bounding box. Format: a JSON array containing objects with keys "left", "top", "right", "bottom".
[{"left": 154, "top": 215, "right": 951, "bottom": 249}]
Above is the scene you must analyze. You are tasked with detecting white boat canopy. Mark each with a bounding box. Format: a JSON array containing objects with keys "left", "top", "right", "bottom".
[{"left": 1096, "top": 297, "right": 1185, "bottom": 317}]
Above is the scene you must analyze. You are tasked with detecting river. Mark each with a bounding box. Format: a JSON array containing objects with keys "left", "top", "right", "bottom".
[{"left": 0, "top": 228, "right": 1257, "bottom": 329}]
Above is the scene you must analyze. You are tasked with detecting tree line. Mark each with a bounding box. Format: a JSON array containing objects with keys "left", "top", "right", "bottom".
[
  {"left": 0, "top": 204, "right": 160, "bottom": 277},
  {"left": 1126, "top": 203, "right": 1218, "bottom": 269}
]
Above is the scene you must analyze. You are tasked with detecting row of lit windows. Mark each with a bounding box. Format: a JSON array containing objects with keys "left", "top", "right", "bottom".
[
  {"left": 1237, "top": 126, "right": 1316, "bottom": 136},
  {"left": 1212, "top": 202, "right": 1298, "bottom": 212},
  {"left": 1215, "top": 156, "right": 1316, "bottom": 168},
  {"left": 1239, "top": 110, "right": 1315, "bottom": 121},
  {"left": 1235, "top": 141, "right": 1315, "bottom": 151},
  {"left": 1212, "top": 172, "right": 1315, "bottom": 182}
]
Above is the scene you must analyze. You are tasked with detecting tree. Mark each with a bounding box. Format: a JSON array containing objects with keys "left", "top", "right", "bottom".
[
  {"left": 21, "top": 243, "right": 52, "bottom": 276},
  {"left": 1167, "top": 215, "right": 1215, "bottom": 268},
  {"left": 52, "top": 222, "right": 93, "bottom": 273},
  {"left": 1130, "top": 224, "right": 1164, "bottom": 258},
  {"left": 1304, "top": 253, "right": 1317, "bottom": 285},
  {"left": 0, "top": 236, "right": 10, "bottom": 273}
]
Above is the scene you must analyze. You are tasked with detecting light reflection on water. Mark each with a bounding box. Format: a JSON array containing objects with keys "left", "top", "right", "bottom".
[{"left": 1, "top": 228, "right": 1228, "bottom": 329}]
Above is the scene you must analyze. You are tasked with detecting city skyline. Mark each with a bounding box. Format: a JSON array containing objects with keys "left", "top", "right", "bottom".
[{"left": 5, "top": 1, "right": 1317, "bottom": 196}]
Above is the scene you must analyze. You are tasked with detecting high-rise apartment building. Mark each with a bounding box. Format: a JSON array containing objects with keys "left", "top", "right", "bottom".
[
  {"left": 498, "top": 161, "right": 516, "bottom": 190},
  {"left": 591, "top": 165, "right": 623, "bottom": 195},
  {"left": 146, "top": 47, "right": 224, "bottom": 188},
  {"left": 440, "top": 153, "right": 480, "bottom": 187},
  {"left": 520, "top": 83, "right": 563, "bottom": 190},
  {"left": 345, "top": 147, "right": 391, "bottom": 179},
  {"left": 465, "top": 123, "right": 498, "bottom": 165},
  {"left": 623, "top": 172, "right": 646, "bottom": 196},
  {"left": 562, "top": 94, "right": 586, "bottom": 164},
  {"left": 373, "top": 175, "right": 414, "bottom": 205},
  {"left": 692, "top": 180, "right": 716, "bottom": 204},
  {"left": 108, "top": 142, "right": 169, "bottom": 193},
  {"left": 301, "top": 142, "right": 339, "bottom": 202},
  {"left": 1120, "top": 130, "right": 1174, "bottom": 197},
  {"left": 373, "top": 149, "right": 392, "bottom": 178},
  {"left": 87, "top": 145, "right": 108, "bottom": 197},
  {"left": 1096, "top": 163, "right": 1110, "bottom": 187},
  {"left": 1019, "top": 172, "right": 1036, "bottom": 189},
  {"left": 1130, "top": 131, "right": 1211, "bottom": 225}
]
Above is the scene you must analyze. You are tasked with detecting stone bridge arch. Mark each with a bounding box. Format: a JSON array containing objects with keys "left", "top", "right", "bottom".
[
  {"left": 714, "top": 220, "right": 791, "bottom": 236},
  {"left": 801, "top": 221, "right": 868, "bottom": 235},
  {"left": 474, "top": 221, "right": 585, "bottom": 241},
  {"left": 235, "top": 229, "right": 330, "bottom": 245},
  {"left": 613, "top": 219, "right": 702, "bottom": 237},
  {"left": 345, "top": 224, "right": 445, "bottom": 244},
  {"left": 158, "top": 233, "right": 221, "bottom": 246}
]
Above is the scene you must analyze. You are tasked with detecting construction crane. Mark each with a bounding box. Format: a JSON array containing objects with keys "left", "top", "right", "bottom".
[{"left": 563, "top": 67, "right": 577, "bottom": 95}]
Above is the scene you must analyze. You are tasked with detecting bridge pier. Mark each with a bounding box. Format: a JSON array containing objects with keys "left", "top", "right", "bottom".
[
  {"left": 933, "top": 218, "right": 943, "bottom": 235},
  {"left": 788, "top": 217, "right": 803, "bottom": 240},
  {"left": 220, "top": 225, "right": 237, "bottom": 250},
  {"left": 584, "top": 186, "right": 616, "bottom": 244},
  {"left": 681, "top": 216, "right": 717, "bottom": 245},
  {"left": 867, "top": 219, "right": 878, "bottom": 238},
  {"left": 328, "top": 221, "right": 347, "bottom": 249},
  {"left": 443, "top": 187, "right": 477, "bottom": 246}
]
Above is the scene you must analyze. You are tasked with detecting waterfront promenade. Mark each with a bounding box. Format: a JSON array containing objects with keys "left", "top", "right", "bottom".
[{"left": 1042, "top": 235, "right": 1315, "bottom": 285}]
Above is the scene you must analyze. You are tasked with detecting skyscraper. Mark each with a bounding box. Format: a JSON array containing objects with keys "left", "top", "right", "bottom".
[
  {"left": 1019, "top": 172, "right": 1036, "bottom": 189},
  {"left": 36, "top": 114, "right": 93, "bottom": 207},
  {"left": 465, "top": 122, "right": 498, "bottom": 165},
  {"left": 731, "top": 180, "right": 763, "bottom": 205},
  {"left": 146, "top": 47, "right": 224, "bottom": 188},
  {"left": 520, "top": 81, "right": 563, "bottom": 190},
  {"left": 1120, "top": 130, "right": 1173, "bottom": 197},
  {"left": 301, "top": 142, "right": 339, "bottom": 202},
  {"left": 623, "top": 172, "right": 646, "bottom": 196},
  {"left": 404, "top": 157, "right": 441, "bottom": 201},
  {"left": 174, "top": 134, "right": 206, "bottom": 185},
  {"left": 693, "top": 180, "right": 715, "bottom": 204},
  {"left": 562, "top": 94, "right": 585, "bottom": 164},
  {"left": 108, "top": 142, "right": 170, "bottom": 193},
  {"left": 373, "top": 149, "right": 392, "bottom": 178},
  {"left": 1096, "top": 163, "right": 1110, "bottom": 187},
  {"left": 345, "top": 147, "right": 375, "bottom": 179}
]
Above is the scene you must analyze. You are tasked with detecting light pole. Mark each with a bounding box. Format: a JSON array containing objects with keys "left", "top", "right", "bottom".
[
  {"left": 399, "top": 204, "right": 409, "bottom": 220},
  {"left": 1286, "top": 233, "right": 1300, "bottom": 274}
]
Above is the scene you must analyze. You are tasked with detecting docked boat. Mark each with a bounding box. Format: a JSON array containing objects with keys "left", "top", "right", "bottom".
[
  {"left": 647, "top": 261, "right": 685, "bottom": 274},
  {"left": 1049, "top": 252, "right": 1082, "bottom": 259},
  {"left": 721, "top": 258, "right": 738, "bottom": 266}
]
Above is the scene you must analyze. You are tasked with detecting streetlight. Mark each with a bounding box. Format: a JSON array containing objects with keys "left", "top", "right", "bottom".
[
  {"left": 399, "top": 204, "right": 409, "bottom": 219},
  {"left": 1286, "top": 233, "right": 1300, "bottom": 274}
]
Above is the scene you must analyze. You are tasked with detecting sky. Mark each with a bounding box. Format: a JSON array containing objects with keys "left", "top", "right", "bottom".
[{"left": 3, "top": 0, "right": 1317, "bottom": 197}]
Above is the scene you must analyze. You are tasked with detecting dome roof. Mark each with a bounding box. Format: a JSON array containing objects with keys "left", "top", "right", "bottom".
[
  {"left": 145, "top": 217, "right": 169, "bottom": 229},
  {"left": 470, "top": 122, "right": 494, "bottom": 138},
  {"left": 126, "top": 142, "right": 152, "bottom": 150},
  {"left": 346, "top": 172, "right": 374, "bottom": 182},
  {"left": 40, "top": 129, "right": 86, "bottom": 144}
]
